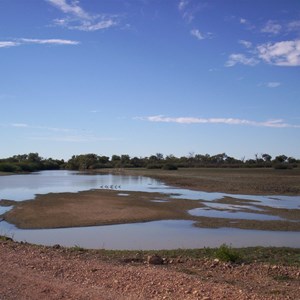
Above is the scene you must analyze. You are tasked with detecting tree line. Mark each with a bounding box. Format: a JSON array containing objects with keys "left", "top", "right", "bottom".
[{"left": 0, "top": 152, "right": 298, "bottom": 173}]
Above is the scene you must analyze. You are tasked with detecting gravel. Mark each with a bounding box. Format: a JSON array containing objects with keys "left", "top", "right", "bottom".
[{"left": 1, "top": 239, "right": 299, "bottom": 299}]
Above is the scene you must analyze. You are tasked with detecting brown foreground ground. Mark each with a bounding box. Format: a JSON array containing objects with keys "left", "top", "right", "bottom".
[{"left": 1, "top": 238, "right": 300, "bottom": 300}]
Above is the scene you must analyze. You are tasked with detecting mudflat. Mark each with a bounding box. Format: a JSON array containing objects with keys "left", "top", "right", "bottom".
[
  {"left": 2, "top": 168, "right": 300, "bottom": 230},
  {"left": 103, "top": 167, "right": 300, "bottom": 195}
]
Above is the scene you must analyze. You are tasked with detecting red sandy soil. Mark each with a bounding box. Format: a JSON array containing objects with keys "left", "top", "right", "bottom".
[{"left": 1, "top": 239, "right": 299, "bottom": 300}]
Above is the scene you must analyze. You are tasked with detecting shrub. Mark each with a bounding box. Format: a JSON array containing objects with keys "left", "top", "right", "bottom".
[
  {"left": 0, "top": 163, "right": 18, "bottom": 172},
  {"left": 146, "top": 164, "right": 162, "bottom": 169},
  {"left": 273, "top": 163, "right": 292, "bottom": 170},
  {"left": 162, "top": 164, "right": 178, "bottom": 170},
  {"left": 215, "top": 244, "right": 241, "bottom": 263}
]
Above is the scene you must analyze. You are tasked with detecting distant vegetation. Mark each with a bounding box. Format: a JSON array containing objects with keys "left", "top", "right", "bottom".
[
  {"left": 0, "top": 153, "right": 64, "bottom": 173},
  {"left": 0, "top": 152, "right": 299, "bottom": 173}
]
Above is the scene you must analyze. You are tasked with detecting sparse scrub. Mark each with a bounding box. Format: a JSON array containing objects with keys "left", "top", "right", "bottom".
[{"left": 215, "top": 244, "right": 241, "bottom": 263}]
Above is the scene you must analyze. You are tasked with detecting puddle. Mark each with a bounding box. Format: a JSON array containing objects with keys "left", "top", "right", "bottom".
[
  {"left": 118, "top": 193, "right": 130, "bottom": 197},
  {"left": 201, "top": 202, "right": 264, "bottom": 211},
  {"left": 151, "top": 199, "right": 170, "bottom": 203}
]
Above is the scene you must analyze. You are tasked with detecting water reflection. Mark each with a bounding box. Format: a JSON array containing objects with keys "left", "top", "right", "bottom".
[
  {"left": 1, "top": 220, "right": 299, "bottom": 250},
  {"left": 189, "top": 208, "right": 284, "bottom": 221}
]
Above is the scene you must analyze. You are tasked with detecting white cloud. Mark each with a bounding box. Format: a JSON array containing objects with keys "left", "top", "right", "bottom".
[
  {"left": 137, "top": 115, "right": 300, "bottom": 128},
  {"left": 20, "top": 38, "right": 79, "bottom": 45},
  {"left": 70, "top": 19, "right": 117, "bottom": 32},
  {"left": 257, "top": 40, "right": 300, "bottom": 66},
  {"left": 239, "top": 17, "right": 255, "bottom": 30},
  {"left": 47, "top": 0, "right": 118, "bottom": 31},
  {"left": 47, "top": 0, "right": 89, "bottom": 19},
  {"left": 0, "top": 38, "right": 79, "bottom": 49},
  {"left": 0, "top": 41, "right": 20, "bottom": 48},
  {"left": 238, "top": 40, "right": 252, "bottom": 48},
  {"left": 190, "top": 29, "right": 205, "bottom": 40},
  {"left": 266, "top": 82, "right": 281, "bottom": 88},
  {"left": 11, "top": 123, "right": 29, "bottom": 128},
  {"left": 225, "top": 53, "right": 259, "bottom": 67},
  {"left": 261, "top": 20, "right": 282, "bottom": 34},
  {"left": 178, "top": 0, "right": 189, "bottom": 11}
]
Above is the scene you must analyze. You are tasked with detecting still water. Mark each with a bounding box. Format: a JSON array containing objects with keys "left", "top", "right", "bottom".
[{"left": 0, "top": 170, "right": 299, "bottom": 249}]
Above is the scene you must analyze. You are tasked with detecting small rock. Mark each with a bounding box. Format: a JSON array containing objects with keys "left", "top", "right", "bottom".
[
  {"left": 52, "top": 244, "right": 61, "bottom": 249},
  {"left": 147, "top": 254, "right": 164, "bottom": 265}
]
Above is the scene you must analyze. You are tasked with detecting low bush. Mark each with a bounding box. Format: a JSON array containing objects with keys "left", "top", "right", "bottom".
[
  {"left": 162, "top": 164, "right": 178, "bottom": 170},
  {"left": 215, "top": 244, "right": 241, "bottom": 263}
]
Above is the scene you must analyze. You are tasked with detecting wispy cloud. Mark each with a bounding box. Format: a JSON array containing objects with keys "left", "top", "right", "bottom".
[
  {"left": 257, "top": 40, "right": 300, "bottom": 66},
  {"left": 47, "top": 0, "right": 89, "bottom": 19},
  {"left": 178, "top": 0, "right": 209, "bottom": 23},
  {"left": 20, "top": 38, "right": 79, "bottom": 45},
  {"left": 238, "top": 40, "right": 252, "bottom": 48},
  {"left": 261, "top": 20, "right": 282, "bottom": 35},
  {"left": 0, "top": 41, "right": 20, "bottom": 48},
  {"left": 11, "top": 123, "right": 29, "bottom": 128},
  {"left": 190, "top": 29, "right": 205, "bottom": 40},
  {"left": 239, "top": 17, "right": 255, "bottom": 30},
  {"left": 266, "top": 82, "right": 281, "bottom": 88},
  {"left": 9, "top": 123, "right": 72, "bottom": 132},
  {"left": 225, "top": 53, "right": 259, "bottom": 67},
  {"left": 137, "top": 115, "right": 300, "bottom": 128},
  {"left": 0, "top": 38, "right": 79, "bottom": 49},
  {"left": 47, "top": 0, "right": 119, "bottom": 31},
  {"left": 5, "top": 122, "right": 118, "bottom": 142},
  {"left": 288, "top": 20, "right": 300, "bottom": 32},
  {"left": 178, "top": 0, "right": 189, "bottom": 11}
]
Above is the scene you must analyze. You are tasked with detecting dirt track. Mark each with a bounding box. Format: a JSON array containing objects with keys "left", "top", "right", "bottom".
[{"left": 1, "top": 239, "right": 300, "bottom": 300}]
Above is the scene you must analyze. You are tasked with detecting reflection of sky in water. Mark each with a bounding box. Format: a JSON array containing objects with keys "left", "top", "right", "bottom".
[
  {"left": 1, "top": 220, "right": 300, "bottom": 250},
  {"left": 0, "top": 206, "right": 13, "bottom": 215},
  {"left": 189, "top": 208, "right": 284, "bottom": 221},
  {"left": 201, "top": 202, "right": 264, "bottom": 211},
  {"left": 0, "top": 171, "right": 299, "bottom": 210}
]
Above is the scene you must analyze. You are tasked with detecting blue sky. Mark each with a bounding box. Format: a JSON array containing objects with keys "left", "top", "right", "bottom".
[{"left": 1, "top": 0, "right": 300, "bottom": 160}]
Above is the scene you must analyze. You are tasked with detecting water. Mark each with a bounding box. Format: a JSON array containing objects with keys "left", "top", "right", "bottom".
[
  {"left": 0, "top": 170, "right": 163, "bottom": 201},
  {"left": 0, "top": 170, "right": 300, "bottom": 249},
  {"left": 1, "top": 220, "right": 299, "bottom": 250},
  {"left": 189, "top": 208, "right": 284, "bottom": 221}
]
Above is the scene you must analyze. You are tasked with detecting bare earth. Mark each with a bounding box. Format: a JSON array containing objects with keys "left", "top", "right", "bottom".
[{"left": 1, "top": 239, "right": 300, "bottom": 300}]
